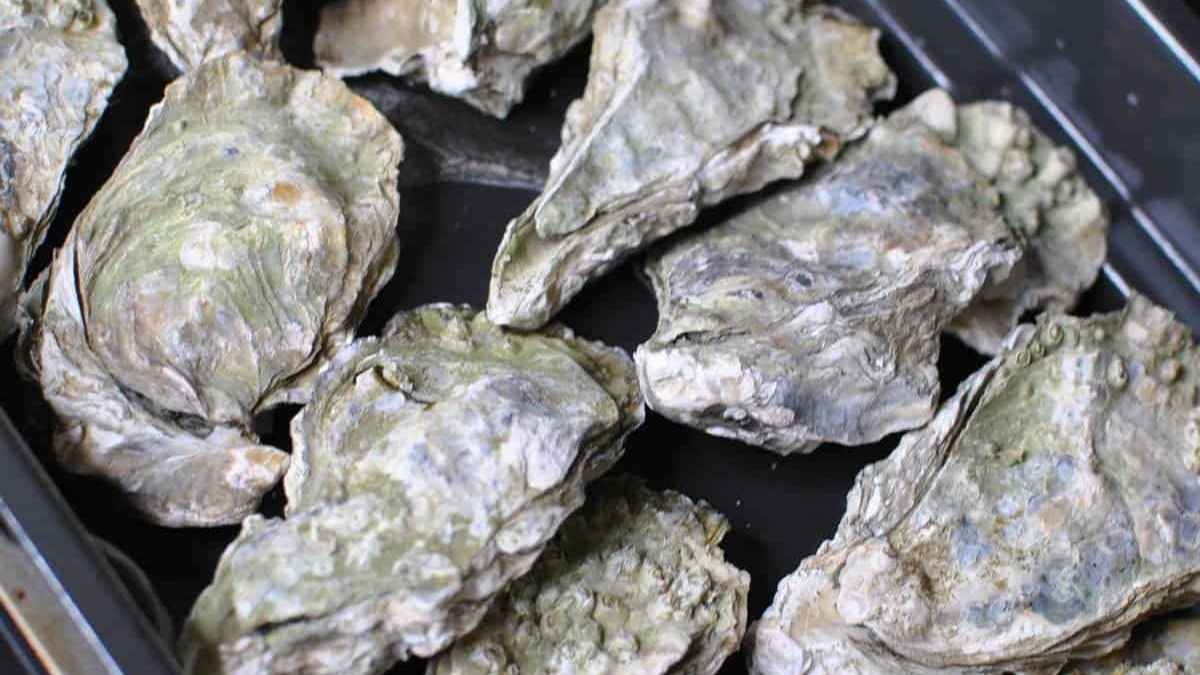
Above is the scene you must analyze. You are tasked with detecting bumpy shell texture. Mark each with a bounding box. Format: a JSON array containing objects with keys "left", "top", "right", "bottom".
[
  {"left": 133, "top": 0, "right": 282, "bottom": 73},
  {"left": 637, "top": 89, "right": 1021, "bottom": 455},
  {"left": 428, "top": 476, "right": 750, "bottom": 675},
  {"left": 486, "top": 0, "right": 897, "bottom": 330},
  {"left": 314, "top": 0, "right": 600, "bottom": 118},
  {"left": 0, "top": 0, "right": 126, "bottom": 341},
  {"left": 26, "top": 53, "right": 403, "bottom": 527},
  {"left": 179, "top": 305, "right": 644, "bottom": 675},
  {"left": 947, "top": 101, "right": 1108, "bottom": 355},
  {"left": 749, "top": 295, "right": 1200, "bottom": 675},
  {"left": 1066, "top": 610, "right": 1200, "bottom": 674}
]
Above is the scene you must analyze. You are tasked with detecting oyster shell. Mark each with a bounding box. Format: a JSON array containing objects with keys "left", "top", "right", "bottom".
[
  {"left": 486, "top": 0, "right": 896, "bottom": 330},
  {"left": 179, "top": 304, "right": 644, "bottom": 675},
  {"left": 25, "top": 53, "right": 402, "bottom": 527},
  {"left": 428, "top": 476, "right": 750, "bottom": 675},
  {"left": 0, "top": 0, "right": 126, "bottom": 341},
  {"left": 1066, "top": 610, "right": 1200, "bottom": 674},
  {"left": 133, "top": 0, "right": 282, "bottom": 73},
  {"left": 749, "top": 295, "right": 1200, "bottom": 674},
  {"left": 314, "top": 0, "right": 600, "bottom": 118},
  {"left": 948, "top": 101, "right": 1108, "bottom": 355},
  {"left": 637, "top": 90, "right": 1021, "bottom": 454}
]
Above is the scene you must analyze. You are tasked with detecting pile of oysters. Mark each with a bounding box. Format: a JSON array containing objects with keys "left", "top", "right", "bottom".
[{"left": 2, "top": 0, "right": 1197, "bottom": 673}]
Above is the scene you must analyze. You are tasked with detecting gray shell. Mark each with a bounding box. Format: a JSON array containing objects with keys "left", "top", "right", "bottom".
[
  {"left": 947, "top": 101, "right": 1108, "bottom": 355},
  {"left": 179, "top": 304, "right": 644, "bottom": 675},
  {"left": 133, "top": 0, "right": 282, "bottom": 73},
  {"left": 0, "top": 0, "right": 126, "bottom": 341},
  {"left": 486, "top": 0, "right": 896, "bottom": 330},
  {"left": 750, "top": 295, "right": 1200, "bottom": 675},
  {"left": 26, "top": 53, "right": 403, "bottom": 527},
  {"left": 314, "top": 0, "right": 600, "bottom": 118},
  {"left": 1066, "top": 610, "right": 1200, "bottom": 674},
  {"left": 637, "top": 90, "right": 1021, "bottom": 455},
  {"left": 428, "top": 476, "right": 750, "bottom": 675}
]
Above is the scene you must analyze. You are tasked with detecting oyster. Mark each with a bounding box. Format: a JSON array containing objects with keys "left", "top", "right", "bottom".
[
  {"left": 179, "top": 304, "right": 644, "bottom": 675},
  {"left": 133, "top": 0, "right": 282, "bottom": 73},
  {"left": 749, "top": 295, "right": 1200, "bottom": 674},
  {"left": 948, "top": 101, "right": 1108, "bottom": 354},
  {"left": 637, "top": 90, "right": 1021, "bottom": 454},
  {"left": 0, "top": 0, "right": 126, "bottom": 341},
  {"left": 25, "top": 53, "right": 403, "bottom": 527},
  {"left": 429, "top": 476, "right": 751, "bottom": 675},
  {"left": 1066, "top": 610, "right": 1200, "bottom": 674},
  {"left": 487, "top": 0, "right": 897, "bottom": 330},
  {"left": 314, "top": 0, "right": 600, "bottom": 118}
]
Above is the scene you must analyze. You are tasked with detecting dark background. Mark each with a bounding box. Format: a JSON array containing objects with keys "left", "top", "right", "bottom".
[{"left": 4, "top": 0, "right": 1200, "bottom": 674}]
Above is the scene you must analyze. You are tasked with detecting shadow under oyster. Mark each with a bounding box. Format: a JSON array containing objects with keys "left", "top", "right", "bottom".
[
  {"left": 486, "top": 0, "right": 896, "bottom": 330},
  {"left": 0, "top": 0, "right": 127, "bottom": 341},
  {"left": 179, "top": 304, "right": 644, "bottom": 675},
  {"left": 637, "top": 89, "right": 1022, "bottom": 455},
  {"left": 24, "top": 53, "right": 403, "bottom": 527},
  {"left": 428, "top": 476, "right": 750, "bottom": 675},
  {"left": 750, "top": 295, "right": 1200, "bottom": 674},
  {"left": 315, "top": 0, "right": 601, "bottom": 119}
]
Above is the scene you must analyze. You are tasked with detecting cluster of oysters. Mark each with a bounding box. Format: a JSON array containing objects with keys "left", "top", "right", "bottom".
[{"left": 2, "top": 0, "right": 1197, "bottom": 674}]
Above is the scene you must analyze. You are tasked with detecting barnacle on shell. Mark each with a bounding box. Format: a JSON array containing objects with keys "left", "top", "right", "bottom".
[{"left": 948, "top": 101, "right": 1108, "bottom": 355}]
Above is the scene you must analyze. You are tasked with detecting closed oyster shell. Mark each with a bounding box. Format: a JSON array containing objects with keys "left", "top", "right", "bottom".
[
  {"left": 133, "top": 0, "right": 282, "bottom": 73},
  {"left": 948, "top": 101, "right": 1108, "bottom": 355},
  {"left": 428, "top": 476, "right": 750, "bottom": 675},
  {"left": 486, "top": 0, "right": 896, "bottom": 330},
  {"left": 0, "top": 0, "right": 126, "bottom": 341},
  {"left": 314, "top": 0, "right": 600, "bottom": 118},
  {"left": 637, "top": 89, "right": 1021, "bottom": 454},
  {"left": 25, "top": 53, "right": 402, "bottom": 527},
  {"left": 1066, "top": 610, "right": 1200, "bottom": 674},
  {"left": 749, "top": 295, "right": 1200, "bottom": 674},
  {"left": 179, "top": 304, "right": 644, "bottom": 675}
]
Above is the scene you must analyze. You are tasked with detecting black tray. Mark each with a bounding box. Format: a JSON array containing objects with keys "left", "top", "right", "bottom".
[{"left": 3, "top": 0, "right": 1200, "bottom": 673}]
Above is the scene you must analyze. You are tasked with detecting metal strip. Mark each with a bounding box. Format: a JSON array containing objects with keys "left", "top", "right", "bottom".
[
  {"left": 0, "top": 411, "right": 180, "bottom": 675},
  {"left": 941, "top": 0, "right": 1200, "bottom": 299}
]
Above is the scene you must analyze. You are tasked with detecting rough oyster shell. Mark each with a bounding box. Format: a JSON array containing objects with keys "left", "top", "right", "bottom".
[
  {"left": 314, "top": 0, "right": 600, "bottom": 118},
  {"left": 637, "top": 89, "right": 1021, "bottom": 455},
  {"left": 750, "top": 295, "right": 1200, "bottom": 674},
  {"left": 133, "top": 0, "right": 282, "bottom": 73},
  {"left": 179, "top": 304, "right": 644, "bottom": 675},
  {"left": 948, "top": 101, "right": 1108, "bottom": 355},
  {"left": 428, "top": 476, "right": 750, "bottom": 675},
  {"left": 0, "top": 0, "right": 126, "bottom": 341},
  {"left": 25, "top": 53, "right": 402, "bottom": 527},
  {"left": 486, "top": 0, "right": 896, "bottom": 330},
  {"left": 1066, "top": 610, "right": 1200, "bottom": 674}
]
